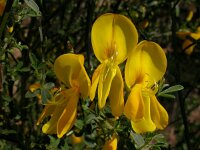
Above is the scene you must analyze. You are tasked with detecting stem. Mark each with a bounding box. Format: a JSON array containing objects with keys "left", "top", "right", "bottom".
[
  {"left": 170, "top": 1, "right": 190, "bottom": 149},
  {"left": 85, "top": 0, "right": 95, "bottom": 69}
]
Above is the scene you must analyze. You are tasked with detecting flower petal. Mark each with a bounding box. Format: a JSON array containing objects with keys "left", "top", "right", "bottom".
[
  {"left": 125, "top": 41, "right": 167, "bottom": 87},
  {"left": 78, "top": 58, "right": 91, "bottom": 99},
  {"left": 176, "top": 31, "right": 191, "bottom": 40},
  {"left": 57, "top": 93, "right": 79, "bottom": 138},
  {"left": 190, "top": 32, "right": 200, "bottom": 40},
  {"left": 150, "top": 95, "right": 168, "bottom": 129},
  {"left": 41, "top": 89, "right": 76, "bottom": 135},
  {"left": 54, "top": 54, "right": 83, "bottom": 88},
  {"left": 124, "top": 84, "right": 144, "bottom": 121},
  {"left": 109, "top": 66, "right": 124, "bottom": 117},
  {"left": 125, "top": 46, "right": 142, "bottom": 88},
  {"left": 103, "top": 134, "right": 118, "bottom": 150},
  {"left": 29, "top": 83, "right": 41, "bottom": 92},
  {"left": 183, "top": 39, "right": 195, "bottom": 55},
  {"left": 90, "top": 64, "right": 103, "bottom": 100},
  {"left": 37, "top": 89, "right": 73, "bottom": 126},
  {"left": 91, "top": 13, "right": 138, "bottom": 64},
  {"left": 98, "top": 63, "right": 116, "bottom": 109},
  {"left": 37, "top": 105, "right": 55, "bottom": 125},
  {"left": 42, "top": 103, "right": 66, "bottom": 134},
  {"left": 131, "top": 95, "right": 156, "bottom": 133}
]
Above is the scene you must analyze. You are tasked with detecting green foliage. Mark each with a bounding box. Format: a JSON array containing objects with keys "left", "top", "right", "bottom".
[
  {"left": 24, "top": 0, "right": 42, "bottom": 16},
  {"left": 158, "top": 83, "right": 184, "bottom": 99},
  {"left": 0, "top": 0, "right": 199, "bottom": 149}
]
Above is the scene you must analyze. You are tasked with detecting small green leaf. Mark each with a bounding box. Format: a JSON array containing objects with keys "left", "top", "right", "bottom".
[
  {"left": 24, "top": 0, "right": 41, "bottom": 16},
  {"left": 130, "top": 132, "right": 145, "bottom": 148},
  {"left": 75, "top": 120, "right": 84, "bottom": 130},
  {"left": 44, "top": 82, "right": 55, "bottom": 90},
  {"left": 29, "top": 53, "right": 39, "bottom": 69},
  {"left": 25, "top": 89, "right": 40, "bottom": 98},
  {"left": 47, "top": 135, "right": 60, "bottom": 149},
  {"left": 159, "top": 85, "right": 184, "bottom": 94},
  {"left": 1, "top": 129, "right": 17, "bottom": 135},
  {"left": 158, "top": 93, "right": 176, "bottom": 99},
  {"left": 41, "top": 89, "right": 51, "bottom": 104},
  {"left": 61, "top": 141, "right": 69, "bottom": 150},
  {"left": 85, "top": 114, "right": 96, "bottom": 124},
  {"left": 19, "top": 67, "right": 30, "bottom": 72},
  {"left": 158, "top": 83, "right": 169, "bottom": 93}
]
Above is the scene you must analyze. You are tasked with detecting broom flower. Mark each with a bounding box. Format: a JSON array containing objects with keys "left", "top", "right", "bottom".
[
  {"left": 37, "top": 54, "right": 91, "bottom": 138},
  {"left": 124, "top": 40, "right": 168, "bottom": 133},
  {"left": 90, "top": 13, "right": 138, "bottom": 117}
]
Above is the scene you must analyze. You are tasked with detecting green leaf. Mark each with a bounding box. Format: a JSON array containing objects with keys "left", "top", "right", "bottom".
[
  {"left": 75, "top": 120, "right": 84, "bottom": 130},
  {"left": 19, "top": 67, "right": 30, "bottom": 72},
  {"left": 29, "top": 52, "right": 39, "bottom": 69},
  {"left": 85, "top": 114, "right": 96, "bottom": 124},
  {"left": 25, "top": 89, "right": 40, "bottom": 98},
  {"left": 43, "top": 82, "right": 55, "bottom": 90},
  {"left": 46, "top": 135, "right": 60, "bottom": 149},
  {"left": 159, "top": 85, "right": 184, "bottom": 94},
  {"left": 1, "top": 129, "right": 17, "bottom": 135},
  {"left": 24, "top": 0, "right": 41, "bottom": 16},
  {"left": 158, "top": 93, "right": 176, "bottom": 99},
  {"left": 130, "top": 132, "right": 145, "bottom": 148},
  {"left": 41, "top": 89, "right": 51, "bottom": 104},
  {"left": 61, "top": 141, "right": 69, "bottom": 150}
]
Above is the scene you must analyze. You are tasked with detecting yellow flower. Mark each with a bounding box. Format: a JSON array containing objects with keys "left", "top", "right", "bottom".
[
  {"left": 124, "top": 40, "right": 168, "bottom": 133},
  {"left": 90, "top": 13, "right": 138, "bottom": 117},
  {"left": 103, "top": 134, "right": 118, "bottom": 150},
  {"left": 0, "top": 0, "right": 6, "bottom": 16},
  {"left": 71, "top": 134, "right": 83, "bottom": 144},
  {"left": 29, "top": 83, "right": 42, "bottom": 101},
  {"left": 177, "top": 27, "right": 200, "bottom": 55},
  {"left": 186, "top": 10, "right": 194, "bottom": 22},
  {"left": 37, "top": 54, "right": 91, "bottom": 138}
]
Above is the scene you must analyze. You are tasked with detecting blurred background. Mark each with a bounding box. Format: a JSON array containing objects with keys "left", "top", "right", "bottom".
[{"left": 0, "top": 0, "right": 200, "bottom": 149}]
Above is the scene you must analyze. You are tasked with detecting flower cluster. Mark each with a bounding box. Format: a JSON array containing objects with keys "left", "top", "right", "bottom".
[
  {"left": 177, "top": 26, "right": 200, "bottom": 55},
  {"left": 36, "top": 13, "right": 168, "bottom": 147}
]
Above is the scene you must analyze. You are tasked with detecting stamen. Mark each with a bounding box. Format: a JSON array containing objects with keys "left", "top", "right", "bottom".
[{"left": 142, "top": 74, "right": 158, "bottom": 96}]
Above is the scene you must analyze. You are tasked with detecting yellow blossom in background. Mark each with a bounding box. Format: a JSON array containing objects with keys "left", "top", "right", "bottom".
[
  {"left": 177, "top": 26, "right": 200, "bottom": 55},
  {"left": 103, "top": 134, "right": 118, "bottom": 150},
  {"left": 90, "top": 13, "right": 138, "bottom": 117},
  {"left": 29, "top": 83, "right": 42, "bottom": 101},
  {"left": 37, "top": 54, "right": 91, "bottom": 138},
  {"left": 124, "top": 40, "right": 168, "bottom": 133},
  {"left": 139, "top": 19, "right": 149, "bottom": 29},
  {"left": 186, "top": 10, "right": 194, "bottom": 22},
  {"left": 0, "top": 0, "right": 6, "bottom": 16},
  {"left": 71, "top": 134, "right": 84, "bottom": 144}
]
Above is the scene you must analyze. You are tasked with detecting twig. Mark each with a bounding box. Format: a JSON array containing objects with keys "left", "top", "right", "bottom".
[
  {"left": 85, "top": 0, "right": 95, "bottom": 69},
  {"left": 170, "top": 1, "right": 191, "bottom": 149}
]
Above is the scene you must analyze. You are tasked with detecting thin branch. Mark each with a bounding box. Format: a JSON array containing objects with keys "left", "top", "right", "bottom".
[{"left": 170, "top": 1, "right": 190, "bottom": 149}]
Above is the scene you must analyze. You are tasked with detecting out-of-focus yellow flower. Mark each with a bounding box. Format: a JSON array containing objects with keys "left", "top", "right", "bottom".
[
  {"left": 186, "top": 10, "right": 194, "bottom": 22},
  {"left": 8, "top": 26, "right": 14, "bottom": 33},
  {"left": 0, "top": 0, "right": 6, "bottom": 16},
  {"left": 103, "top": 134, "right": 118, "bottom": 150},
  {"left": 124, "top": 40, "right": 168, "bottom": 133},
  {"left": 140, "top": 19, "right": 149, "bottom": 29},
  {"left": 90, "top": 13, "right": 138, "bottom": 117},
  {"left": 37, "top": 54, "right": 91, "bottom": 138},
  {"left": 177, "top": 27, "right": 200, "bottom": 55},
  {"left": 29, "top": 83, "right": 42, "bottom": 101},
  {"left": 71, "top": 134, "right": 83, "bottom": 144}
]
